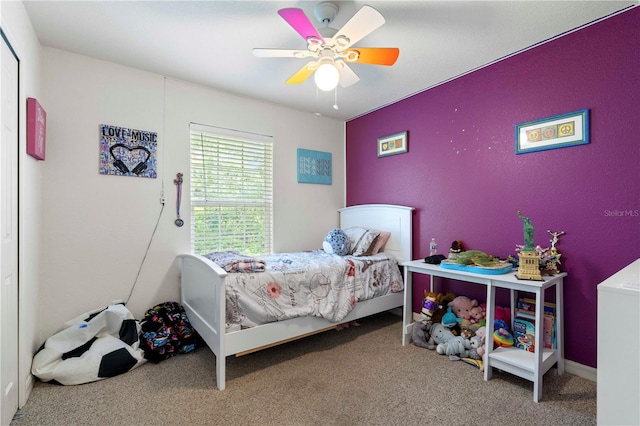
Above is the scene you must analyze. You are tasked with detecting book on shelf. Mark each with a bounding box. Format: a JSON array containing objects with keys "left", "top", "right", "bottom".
[
  {"left": 516, "top": 297, "right": 556, "bottom": 316},
  {"left": 513, "top": 298, "right": 556, "bottom": 350}
]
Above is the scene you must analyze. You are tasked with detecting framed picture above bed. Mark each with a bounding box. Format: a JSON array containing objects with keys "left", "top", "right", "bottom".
[{"left": 515, "top": 109, "right": 589, "bottom": 154}]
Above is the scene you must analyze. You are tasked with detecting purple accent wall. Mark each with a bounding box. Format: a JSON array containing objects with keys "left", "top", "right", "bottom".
[{"left": 346, "top": 8, "right": 639, "bottom": 368}]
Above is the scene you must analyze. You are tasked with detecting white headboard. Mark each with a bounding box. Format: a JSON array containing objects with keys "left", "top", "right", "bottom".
[{"left": 339, "top": 204, "right": 414, "bottom": 264}]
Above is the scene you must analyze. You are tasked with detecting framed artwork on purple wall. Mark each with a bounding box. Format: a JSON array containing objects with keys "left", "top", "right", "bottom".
[
  {"left": 515, "top": 109, "right": 589, "bottom": 154},
  {"left": 377, "top": 131, "right": 408, "bottom": 157}
]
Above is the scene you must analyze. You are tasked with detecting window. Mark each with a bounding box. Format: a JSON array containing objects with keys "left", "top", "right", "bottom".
[{"left": 190, "top": 123, "right": 273, "bottom": 256}]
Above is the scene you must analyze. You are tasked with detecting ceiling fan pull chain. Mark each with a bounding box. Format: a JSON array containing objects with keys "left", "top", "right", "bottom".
[{"left": 333, "top": 87, "right": 339, "bottom": 110}]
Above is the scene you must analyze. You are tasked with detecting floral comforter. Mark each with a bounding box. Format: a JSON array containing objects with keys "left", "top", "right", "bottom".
[{"left": 222, "top": 250, "right": 404, "bottom": 330}]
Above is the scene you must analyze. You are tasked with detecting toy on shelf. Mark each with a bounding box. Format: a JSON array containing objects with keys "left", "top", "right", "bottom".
[
  {"left": 493, "top": 319, "right": 514, "bottom": 348},
  {"left": 441, "top": 249, "right": 513, "bottom": 275},
  {"left": 448, "top": 240, "right": 464, "bottom": 260},
  {"left": 515, "top": 211, "right": 543, "bottom": 281},
  {"left": 544, "top": 230, "right": 565, "bottom": 274}
]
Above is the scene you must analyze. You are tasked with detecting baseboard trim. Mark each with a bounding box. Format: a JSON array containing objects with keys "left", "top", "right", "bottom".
[{"left": 565, "top": 360, "right": 597, "bottom": 382}]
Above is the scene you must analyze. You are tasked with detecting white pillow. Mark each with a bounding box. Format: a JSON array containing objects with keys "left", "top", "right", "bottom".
[{"left": 343, "top": 227, "right": 381, "bottom": 256}]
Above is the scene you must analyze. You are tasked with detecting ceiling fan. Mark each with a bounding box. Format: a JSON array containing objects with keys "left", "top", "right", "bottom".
[{"left": 252, "top": 2, "right": 399, "bottom": 92}]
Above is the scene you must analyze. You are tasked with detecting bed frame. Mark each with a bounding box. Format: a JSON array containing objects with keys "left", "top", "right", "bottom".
[{"left": 177, "top": 204, "right": 414, "bottom": 390}]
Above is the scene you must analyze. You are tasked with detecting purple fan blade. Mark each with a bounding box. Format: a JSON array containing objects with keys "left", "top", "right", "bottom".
[{"left": 278, "top": 8, "right": 324, "bottom": 42}]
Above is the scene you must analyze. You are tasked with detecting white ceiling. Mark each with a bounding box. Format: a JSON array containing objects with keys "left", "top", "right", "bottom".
[{"left": 23, "top": 1, "right": 637, "bottom": 121}]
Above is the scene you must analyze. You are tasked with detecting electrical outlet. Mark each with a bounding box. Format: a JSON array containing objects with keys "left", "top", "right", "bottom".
[{"left": 160, "top": 196, "right": 166, "bottom": 204}]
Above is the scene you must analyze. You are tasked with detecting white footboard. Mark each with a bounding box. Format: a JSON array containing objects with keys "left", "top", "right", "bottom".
[{"left": 177, "top": 254, "right": 228, "bottom": 390}]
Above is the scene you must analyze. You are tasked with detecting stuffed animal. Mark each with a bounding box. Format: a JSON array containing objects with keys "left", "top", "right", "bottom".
[
  {"left": 474, "top": 326, "right": 487, "bottom": 357},
  {"left": 467, "top": 335, "right": 483, "bottom": 360},
  {"left": 469, "top": 305, "right": 486, "bottom": 324},
  {"left": 427, "top": 322, "right": 456, "bottom": 348},
  {"left": 430, "top": 292, "right": 457, "bottom": 324},
  {"left": 323, "top": 228, "right": 350, "bottom": 256},
  {"left": 436, "top": 335, "right": 472, "bottom": 357},
  {"left": 411, "top": 319, "right": 434, "bottom": 349},
  {"left": 421, "top": 291, "right": 443, "bottom": 320},
  {"left": 441, "top": 306, "right": 462, "bottom": 328},
  {"left": 448, "top": 295, "right": 480, "bottom": 321}
]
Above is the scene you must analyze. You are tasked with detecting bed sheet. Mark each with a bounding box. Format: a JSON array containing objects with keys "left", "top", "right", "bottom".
[{"left": 223, "top": 250, "right": 403, "bottom": 330}]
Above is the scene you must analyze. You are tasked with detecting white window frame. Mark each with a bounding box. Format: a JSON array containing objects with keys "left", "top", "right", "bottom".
[{"left": 189, "top": 123, "right": 273, "bottom": 255}]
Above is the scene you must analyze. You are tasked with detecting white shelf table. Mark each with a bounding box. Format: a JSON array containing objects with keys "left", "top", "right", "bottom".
[{"left": 401, "top": 259, "right": 566, "bottom": 402}]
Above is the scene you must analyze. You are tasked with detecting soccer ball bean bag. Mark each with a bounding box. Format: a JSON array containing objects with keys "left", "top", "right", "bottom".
[{"left": 31, "top": 304, "right": 146, "bottom": 385}]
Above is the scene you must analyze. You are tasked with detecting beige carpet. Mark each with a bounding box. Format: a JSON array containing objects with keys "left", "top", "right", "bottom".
[{"left": 12, "top": 313, "right": 596, "bottom": 426}]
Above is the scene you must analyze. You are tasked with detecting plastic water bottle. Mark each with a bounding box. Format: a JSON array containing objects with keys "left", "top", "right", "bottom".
[{"left": 429, "top": 238, "right": 438, "bottom": 256}]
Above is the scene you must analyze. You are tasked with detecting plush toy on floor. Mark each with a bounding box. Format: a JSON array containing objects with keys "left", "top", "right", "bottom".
[
  {"left": 428, "top": 322, "right": 472, "bottom": 357},
  {"left": 412, "top": 319, "right": 435, "bottom": 349},
  {"left": 436, "top": 336, "right": 472, "bottom": 358}
]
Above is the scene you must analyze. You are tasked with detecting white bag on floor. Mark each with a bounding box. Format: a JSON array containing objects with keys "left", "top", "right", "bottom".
[{"left": 31, "top": 304, "right": 146, "bottom": 385}]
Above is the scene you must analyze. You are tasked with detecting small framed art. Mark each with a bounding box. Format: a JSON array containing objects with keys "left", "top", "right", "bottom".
[
  {"left": 377, "top": 131, "right": 408, "bottom": 157},
  {"left": 27, "top": 97, "right": 47, "bottom": 160},
  {"left": 515, "top": 109, "right": 589, "bottom": 154}
]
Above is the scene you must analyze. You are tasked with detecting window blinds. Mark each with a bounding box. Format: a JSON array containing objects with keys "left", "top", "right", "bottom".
[{"left": 190, "top": 124, "right": 273, "bottom": 256}]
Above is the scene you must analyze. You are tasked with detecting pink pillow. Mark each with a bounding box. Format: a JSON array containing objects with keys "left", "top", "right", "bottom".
[{"left": 369, "top": 232, "right": 391, "bottom": 254}]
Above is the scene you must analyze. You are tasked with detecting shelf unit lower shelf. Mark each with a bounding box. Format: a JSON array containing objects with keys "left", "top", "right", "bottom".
[{"left": 488, "top": 347, "right": 558, "bottom": 381}]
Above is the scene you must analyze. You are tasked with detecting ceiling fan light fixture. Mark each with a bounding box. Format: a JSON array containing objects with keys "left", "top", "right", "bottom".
[{"left": 314, "top": 60, "right": 340, "bottom": 91}]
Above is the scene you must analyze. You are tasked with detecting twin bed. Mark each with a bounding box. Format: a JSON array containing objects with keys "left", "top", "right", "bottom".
[{"left": 177, "top": 204, "right": 414, "bottom": 390}]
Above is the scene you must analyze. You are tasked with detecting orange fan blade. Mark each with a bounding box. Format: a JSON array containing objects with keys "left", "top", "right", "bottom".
[
  {"left": 346, "top": 47, "right": 399, "bottom": 66},
  {"left": 286, "top": 62, "right": 316, "bottom": 84}
]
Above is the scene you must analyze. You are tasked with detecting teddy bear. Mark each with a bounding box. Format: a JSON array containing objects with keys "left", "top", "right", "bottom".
[
  {"left": 411, "top": 319, "right": 434, "bottom": 349},
  {"left": 469, "top": 305, "right": 486, "bottom": 324}
]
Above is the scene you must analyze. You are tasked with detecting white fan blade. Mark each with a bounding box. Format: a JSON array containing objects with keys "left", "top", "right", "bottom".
[
  {"left": 252, "top": 48, "right": 310, "bottom": 58},
  {"left": 333, "top": 5, "right": 385, "bottom": 49},
  {"left": 338, "top": 63, "right": 360, "bottom": 88}
]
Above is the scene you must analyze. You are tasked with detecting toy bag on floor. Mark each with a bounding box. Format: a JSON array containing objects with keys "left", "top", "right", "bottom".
[{"left": 139, "top": 301, "right": 198, "bottom": 363}]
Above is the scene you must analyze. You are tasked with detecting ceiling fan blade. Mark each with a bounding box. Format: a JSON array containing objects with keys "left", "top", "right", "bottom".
[
  {"left": 333, "top": 5, "right": 385, "bottom": 48},
  {"left": 252, "top": 48, "right": 310, "bottom": 58},
  {"left": 345, "top": 48, "right": 399, "bottom": 66},
  {"left": 338, "top": 63, "right": 360, "bottom": 88},
  {"left": 278, "top": 8, "right": 324, "bottom": 42},
  {"left": 286, "top": 62, "right": 316, "bottom": 85}
]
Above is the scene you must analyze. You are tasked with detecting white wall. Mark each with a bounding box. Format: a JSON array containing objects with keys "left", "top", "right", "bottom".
[
  {"left": 38, "top": 47, "right": 345, "bottom": 342},
  {"left": 1, "top": 0, "right": 44, "bottom": 406}
]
